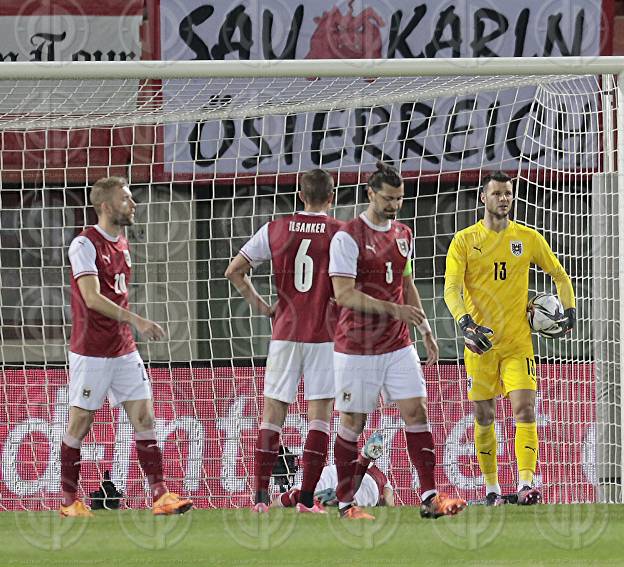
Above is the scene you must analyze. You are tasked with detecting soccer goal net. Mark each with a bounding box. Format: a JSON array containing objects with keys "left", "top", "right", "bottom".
[{"left": 0, "top": 58, "right": 621, "bottom": 510}]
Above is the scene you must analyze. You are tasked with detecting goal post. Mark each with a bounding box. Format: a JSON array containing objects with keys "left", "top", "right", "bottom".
[{"left": 0, "top": 57, "right": 622, "bottom": 509}]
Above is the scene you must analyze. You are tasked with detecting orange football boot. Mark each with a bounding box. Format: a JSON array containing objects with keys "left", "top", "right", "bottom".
[
  {"left": 340, "top": 505, "right": 375, "bottom": 520},
  {"left": 420, "top": 493, "right": 467, "bottom": 519},
  {"left": 152, "top": 492, "right": 193, "bottom": 515},
  {"left": 59, "top": 500, "right": 94, "bottom": 518}
]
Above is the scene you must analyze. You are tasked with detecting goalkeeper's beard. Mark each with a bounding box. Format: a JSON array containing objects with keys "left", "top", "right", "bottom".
[{"left": 486, "top": 204, "right": 509, "bottom": 221}]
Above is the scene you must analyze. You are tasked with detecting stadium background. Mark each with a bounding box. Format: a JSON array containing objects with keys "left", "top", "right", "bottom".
[{"left": 0, "top": 0, "right": 617, "bottom": 509}]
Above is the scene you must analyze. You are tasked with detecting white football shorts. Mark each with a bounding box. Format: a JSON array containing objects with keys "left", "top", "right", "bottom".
[
  {"left": 264, "top": 340, "right": 334, "bottom": 404},
  {"left": 334, "top": 345, "right": 427, "bottom": 413},
  {"left": 68, "top": 350, "right": 152, "bottom": 410}
]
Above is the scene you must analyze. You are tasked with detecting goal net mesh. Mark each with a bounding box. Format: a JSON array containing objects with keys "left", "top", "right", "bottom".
[{"left": 0, "top": 69, "right": 619, "bottom": 509}]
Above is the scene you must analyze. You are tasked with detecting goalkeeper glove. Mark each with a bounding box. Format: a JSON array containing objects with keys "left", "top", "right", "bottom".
[
  {"left": 458, "top": 314, "right": 494, "bottom": 355},
  {"left": 550, "top": 307, "right": 576, "bottom": 338}
]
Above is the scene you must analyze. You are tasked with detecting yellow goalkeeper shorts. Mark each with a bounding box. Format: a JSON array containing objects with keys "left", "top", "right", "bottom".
[{"left": 464, "top": 347, "right": 537, "bottom": 401}]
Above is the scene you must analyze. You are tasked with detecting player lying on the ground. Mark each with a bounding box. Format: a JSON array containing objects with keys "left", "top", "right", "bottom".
[{"left": 271, "top": 431, "right": 394, "bottom": 509}]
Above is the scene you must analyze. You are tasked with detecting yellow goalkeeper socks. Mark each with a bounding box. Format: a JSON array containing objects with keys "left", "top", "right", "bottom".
[
  {"left": 515, "top": 421, "right": 538, "bottom": 486},
  {"left": 474, "top": 421, "right": 499, "bottom": 492}
]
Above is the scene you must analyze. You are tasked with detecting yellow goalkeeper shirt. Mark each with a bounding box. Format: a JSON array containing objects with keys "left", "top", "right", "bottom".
[{"left": 444, "top": 220, "right": 575, "bottom": 350}]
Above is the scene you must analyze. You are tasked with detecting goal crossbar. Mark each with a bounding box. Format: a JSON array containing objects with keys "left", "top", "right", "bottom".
[
  {"left": 2, "top": 56, "right": 624, "bottom": 80},
  {"left": 0, "top": 58, "right": 619, "bottom": 131}
]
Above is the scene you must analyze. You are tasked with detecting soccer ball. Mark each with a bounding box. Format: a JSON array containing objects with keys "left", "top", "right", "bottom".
[{"left": 527, "top": 293, "right": 564, "bottom": 338}]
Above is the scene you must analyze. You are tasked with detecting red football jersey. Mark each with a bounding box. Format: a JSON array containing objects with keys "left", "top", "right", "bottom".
[
  {"left": 331, "top": 215, "right": 413, "bottom": 355},
  {"left": 241, "top": 212, "right": 343, "bottom": 343},
  {"left": 68, "top": 225, "right": 136, "bottom": 357}
]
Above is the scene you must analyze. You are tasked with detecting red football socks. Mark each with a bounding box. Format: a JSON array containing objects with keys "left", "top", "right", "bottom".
[
  {"left": 60, "top": 442, "right": 81, "bottom": 507},
  {"left": 334, "top": 434, "right": 359, "bottom": 505},
  {"left": 352, "top": 454, "right": 371, "bottom": 496},
  {"left": 254, "top": 426, "right": 281, "bottom": 505},
  {"left": 136, "top": 439, "right": 167, "bottom": 501},
  {"left": 299, "top": 423, "right": 330, "bottom": 508},
  {"left": 405, "top": 430, "right": 436, "bottom": 494}
]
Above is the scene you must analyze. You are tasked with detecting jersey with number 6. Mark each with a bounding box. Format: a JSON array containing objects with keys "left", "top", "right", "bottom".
[
  {"left": 240, "top": 212, "right": 344, "bottom": 343},
  {"left": 329, "top": 214, "right": 413, "bottom": 355},
  {"left": 68, "top": 225, "right": 136, "bottom": 358}
]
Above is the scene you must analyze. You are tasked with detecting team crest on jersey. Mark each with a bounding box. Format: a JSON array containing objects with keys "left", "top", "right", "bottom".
[
  {"left": 396, "top": 238, "right": 410, "bottom": 257},
  {"left": 510, "top": 240, "right": 523, "bottom": 256},
  {"left": 123, "top": 250, "right": 132, "bottom": 267},
  {"left": 466, "top": 376, "right": 473, "bottom": 392}
]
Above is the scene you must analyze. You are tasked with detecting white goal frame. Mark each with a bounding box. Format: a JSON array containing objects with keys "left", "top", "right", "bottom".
[{"left": 0, "top": 56, "right": 622, "bottom": 507}]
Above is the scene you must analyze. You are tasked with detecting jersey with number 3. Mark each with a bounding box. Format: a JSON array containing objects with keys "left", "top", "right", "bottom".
[
  {"left": 329, "top": 214, "right": 413, "bottom": 355},
  {"left": 68, "top": 225, "right": 136, "bottom": 357},
  {"left": 240, "top": 212, "right": 343, "bottom": 343}
]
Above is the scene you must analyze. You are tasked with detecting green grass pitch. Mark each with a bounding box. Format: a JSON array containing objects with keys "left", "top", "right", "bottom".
[{"left": 3, "top": 505, "right": 623, "bottom": 566}]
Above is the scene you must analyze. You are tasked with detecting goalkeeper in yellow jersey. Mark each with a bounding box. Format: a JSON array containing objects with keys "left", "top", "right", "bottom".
[{"left": 444, "top": 171, "right": 576, "bottom": 506}]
